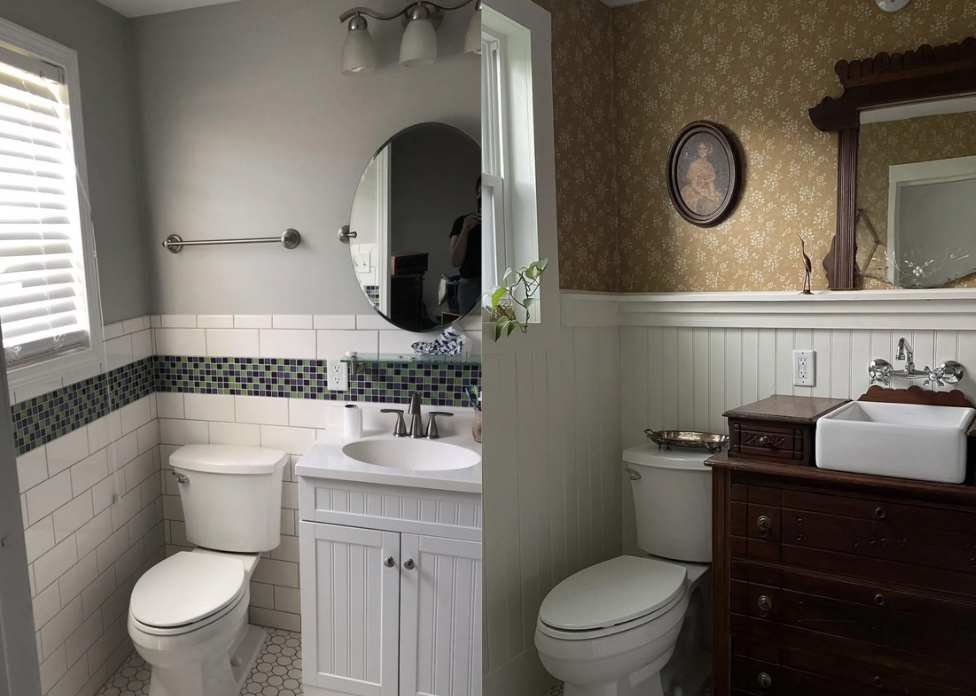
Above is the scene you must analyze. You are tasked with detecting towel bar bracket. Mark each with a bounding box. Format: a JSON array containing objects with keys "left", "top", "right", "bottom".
[{"left": 163, "top": 229, "right": 301, "bottom": 253}]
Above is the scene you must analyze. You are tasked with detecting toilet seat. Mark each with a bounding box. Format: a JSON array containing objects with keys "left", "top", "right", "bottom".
[
  {"left": 130, "top": 552, "right": 247, "bottom": 636},
  {"left": 539, "top": 556, "right": 687, "bottom": 640}
]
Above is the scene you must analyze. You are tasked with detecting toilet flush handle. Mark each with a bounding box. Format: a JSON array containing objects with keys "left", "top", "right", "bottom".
[
  {"left": 625, "top": 468, "right": 642, "bottom": 481},
  {"left": 172, "top": 472, "right": 189, "bottom": 484}
]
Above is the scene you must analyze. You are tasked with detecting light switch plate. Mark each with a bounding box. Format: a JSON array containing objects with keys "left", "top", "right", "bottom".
[
  {"left": 329, "top": 361, "right": 349, "bottom": 391},
  {"left": 353, "top": 253, "right": 370, "bottom": 272},
  {"left": 793, "top": 350, "right": 815, "bottom": 387}
]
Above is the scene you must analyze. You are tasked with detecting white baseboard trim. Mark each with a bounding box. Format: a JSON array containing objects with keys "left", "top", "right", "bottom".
[
  {"left": 484, "top": 648, "right": 556, "bottom": 696},
  {"left": 561, "top": 289, "right": 976, "bottom": 331}
]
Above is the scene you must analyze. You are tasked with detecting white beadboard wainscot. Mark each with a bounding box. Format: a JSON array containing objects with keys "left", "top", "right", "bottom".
[{"left": 562, "top": 290, "right": 976, "bottom": 557}]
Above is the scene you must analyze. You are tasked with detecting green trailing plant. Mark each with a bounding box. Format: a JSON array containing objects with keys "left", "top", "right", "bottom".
[{"left": 488, "top": 258, "right": 548, "bottom": 341}]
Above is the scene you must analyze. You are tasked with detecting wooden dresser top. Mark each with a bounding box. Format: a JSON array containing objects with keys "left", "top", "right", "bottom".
[
  {"left": 707, "top": 451, "right": 976, "bottom": 506},
  {"left": 723, "top": 395, "right": 849, "bottom": 424}
]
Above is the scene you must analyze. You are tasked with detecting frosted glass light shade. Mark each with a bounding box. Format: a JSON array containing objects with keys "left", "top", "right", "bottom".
[
  {"left": 342, "top": 23, "right": 376, "bottom": 75},
  {"left": 400, "top": 17, "right": 437, "bottom": 67},
  {"left": 464, "top": 5, "right": 481, "bottom": 55}
]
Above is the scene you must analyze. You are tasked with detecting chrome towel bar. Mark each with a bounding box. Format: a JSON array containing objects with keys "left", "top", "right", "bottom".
[{"left": 163, "top": 229, "right": 301, "bottom": 253}]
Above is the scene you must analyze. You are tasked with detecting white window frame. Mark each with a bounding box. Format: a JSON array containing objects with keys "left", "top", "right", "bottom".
[
  {"left": 482, "top": 0, "right": 559, "bottom": 351},
  {"left": 0, "top": 18, "right": 104, "bottom": 389}
]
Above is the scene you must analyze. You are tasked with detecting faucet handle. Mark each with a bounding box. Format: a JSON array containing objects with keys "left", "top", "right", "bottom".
[
  {"left": 425, "top": 412, "right": 454, "bottom": 440},
  {"left": 380, "top": 409, "right": 408, "bottom": 437},
  {"left": 922, "top": 367, "right": 944, "bottom": 388},
  {"left": 409, "top": 392, "right": 422, "bottom": 413},
  {"left": 868, "top": 359, "right": 892, "bottom": 387}
]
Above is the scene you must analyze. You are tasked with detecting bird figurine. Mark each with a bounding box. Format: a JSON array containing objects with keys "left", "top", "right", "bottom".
[{"left": 798, "top": 235, "right": 813, "bottom": 295}]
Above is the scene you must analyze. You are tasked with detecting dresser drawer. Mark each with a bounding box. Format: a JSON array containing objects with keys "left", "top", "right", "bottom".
[
  {"left": 730, "top": 561, "right": 976, "bottom": 666},
  {"left": 729, "top": 483, "right": 976, "bottom": 596},
  {"left": 732, "top": 639, "right": 976, "bottom": 696},
  {"left": 729, "top": 421, "right": 809, "bottom": 465}
]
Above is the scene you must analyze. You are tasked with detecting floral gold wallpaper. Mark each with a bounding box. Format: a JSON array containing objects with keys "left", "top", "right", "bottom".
[
  {"left": 857, "top": 111, "right": 976, "bottom": 289},
  {"left": 538, "top": 0, "right": 976, "bottom": 292},
  {"left": 531, "top": 0, "right": 619, "bottom": 292}
]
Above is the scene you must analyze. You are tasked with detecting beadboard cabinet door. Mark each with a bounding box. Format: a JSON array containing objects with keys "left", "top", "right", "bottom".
[
  {"left": 399, "top": 534, "right": 483, "bottom": 696},
  {"left": 300, "top": 521, "right": 401, "bottom": 696}
]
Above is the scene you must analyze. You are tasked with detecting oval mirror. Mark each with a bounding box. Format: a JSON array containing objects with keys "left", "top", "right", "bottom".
[{"left": 348, "top": 123, "right": 482, "bottom": 332}]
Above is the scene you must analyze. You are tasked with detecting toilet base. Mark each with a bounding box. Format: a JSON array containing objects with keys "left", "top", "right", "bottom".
[{"left": 146, "top": 623, "right": 265, "bottom": 696}]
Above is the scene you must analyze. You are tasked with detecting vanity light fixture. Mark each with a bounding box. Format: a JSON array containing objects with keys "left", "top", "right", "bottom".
[
  {"left": 875, "top": 0, "right": 911, "bottom": 12},
  {"left": 342, "top": 14, "right": 377, "bottom": 75},
  {"left": 339, "top": 0, "right": 480, "bottom": 74}
]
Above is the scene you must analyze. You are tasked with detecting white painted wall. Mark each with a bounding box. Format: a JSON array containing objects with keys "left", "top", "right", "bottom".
[{"left": 132, "top": 0, "right": 480, "bottom": 316}]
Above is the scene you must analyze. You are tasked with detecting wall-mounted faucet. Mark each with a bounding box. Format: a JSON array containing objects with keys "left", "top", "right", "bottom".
[{"left": 868, "top": 337, "right": 965, "bottom": 387}]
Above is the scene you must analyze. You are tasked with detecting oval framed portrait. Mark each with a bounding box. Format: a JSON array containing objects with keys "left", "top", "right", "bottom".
[{"left": 666, "top": 121, "right": 742, "bottom": 228}]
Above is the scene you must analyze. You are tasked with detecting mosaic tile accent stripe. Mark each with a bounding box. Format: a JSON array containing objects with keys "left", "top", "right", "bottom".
[
  {"left": 10, "top": 357, "right": 154, "bottom": 456},
  {"left": 365, "top": 285, "right": 380, "bottom": 308},
  {"left": 9, "top": 355, "right": 480, "bottom": 457},
  {"left": 153, "top": 356, "right": 480, "bottom": 408}
]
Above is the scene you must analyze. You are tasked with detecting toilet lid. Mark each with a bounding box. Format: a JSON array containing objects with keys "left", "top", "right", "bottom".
[
  {"left": 539, "top": 556, "right": 687, "bottom": 632},
  {"left": 130, "top": 552, "right": 246, "bottom": 628}
]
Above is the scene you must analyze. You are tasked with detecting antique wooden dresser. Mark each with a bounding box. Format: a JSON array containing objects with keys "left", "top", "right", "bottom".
[{"left": 708, "top": 452, "right": 976, "bottom": 695}]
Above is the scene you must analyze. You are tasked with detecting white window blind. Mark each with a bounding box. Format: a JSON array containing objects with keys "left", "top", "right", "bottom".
[{"left": 0, "top": 44, "right": 92, "bottom": 372}]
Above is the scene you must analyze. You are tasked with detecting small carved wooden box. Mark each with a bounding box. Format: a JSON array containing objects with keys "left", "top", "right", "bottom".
[{"left": 724, "top": 395, "right": 848, "bottom": 466}]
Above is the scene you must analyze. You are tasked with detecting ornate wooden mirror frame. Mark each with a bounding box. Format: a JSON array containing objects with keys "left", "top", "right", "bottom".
[{"left": 809, "top": 37, "right": 976, "bottom": 289}]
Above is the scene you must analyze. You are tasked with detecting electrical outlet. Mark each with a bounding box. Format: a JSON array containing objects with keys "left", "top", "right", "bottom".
[
  {"left": 793, "top": 350, "right": 815, "bottom": 387},
  {"left": 329, "top": 361, "right": 349, "bottom": 391}
]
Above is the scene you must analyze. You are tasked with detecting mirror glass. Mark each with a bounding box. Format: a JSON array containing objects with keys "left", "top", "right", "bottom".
[
  {"left": 349, "top": 123, "right": 481, "bottom": 332},
  {"left": 856, "top": 97, "right": 976, "bottom": 289}
]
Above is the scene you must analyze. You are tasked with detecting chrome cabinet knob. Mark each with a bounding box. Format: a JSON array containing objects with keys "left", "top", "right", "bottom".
[
  {"left": 757, "top": 672, "right": 772, "bottom": 692},
  {"left": 757, "top": 515, "right": 772, "bottom": 537},
  {"left": 403, "top": 559, "right": 416, "bottom": 570},
  {"left": 384, "top": 556, "right": 395, "bottom": 568},
  {"left": 757, "top": 595, "right": 773, "bottom": 616}
]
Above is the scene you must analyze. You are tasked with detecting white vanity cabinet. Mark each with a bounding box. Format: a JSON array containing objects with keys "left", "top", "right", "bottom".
[{"left": 299, "top": 477, "right": 482, "bottom": 696}]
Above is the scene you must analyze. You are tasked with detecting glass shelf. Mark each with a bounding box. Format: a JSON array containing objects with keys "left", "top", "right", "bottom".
[{"left": 340, "top": 352, "right": 481, "bottom": 367}]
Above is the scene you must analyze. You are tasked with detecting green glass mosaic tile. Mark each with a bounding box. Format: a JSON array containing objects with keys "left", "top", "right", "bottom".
[{"left": 8, "top": 354, "right": 481, "bottom": 457}]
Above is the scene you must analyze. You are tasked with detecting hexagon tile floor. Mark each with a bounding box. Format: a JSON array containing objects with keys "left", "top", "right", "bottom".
[{"left": 94, "top": 628, "right": 303, "bottom": 696}]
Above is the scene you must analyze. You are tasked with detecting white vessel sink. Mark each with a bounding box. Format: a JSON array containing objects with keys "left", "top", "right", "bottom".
[
  {"left": 816, "top": 401, "right": 976, "bottom": 484},
  {"left": 342, "top": 438, "right": 481, "bottom": 471}
]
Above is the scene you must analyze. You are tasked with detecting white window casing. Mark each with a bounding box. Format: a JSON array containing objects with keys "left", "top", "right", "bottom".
[
  {"left": 0, "top": 18, "right": 103, "bottom": 389},
  {"left": 482, "top": 0, "right": 559, "bottom": 352}
]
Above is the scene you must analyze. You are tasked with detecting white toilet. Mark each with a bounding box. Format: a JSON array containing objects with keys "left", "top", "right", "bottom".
[
  {"left": 535, "top": 445, "right": 713, "bottom": 696},
  {"left": 127, "top": 444, "right": 288, "bottom": 696}
]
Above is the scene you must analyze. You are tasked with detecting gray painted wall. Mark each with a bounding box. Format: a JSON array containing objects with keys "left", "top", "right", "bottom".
[
  {"left": 0, "top": 0, "right": 151, "bottom": 324},
  {"left": 133, "top": 0, "right": 480, "bottom": 315}
]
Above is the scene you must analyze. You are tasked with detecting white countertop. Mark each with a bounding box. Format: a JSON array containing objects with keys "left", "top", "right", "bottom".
[{"left": 295, "top": 404, "right": 482, "bottom": 495}]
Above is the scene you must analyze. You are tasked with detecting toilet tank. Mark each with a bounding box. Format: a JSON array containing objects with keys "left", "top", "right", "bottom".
[
  {"left": 170, "top": 445, "right": 288, "bottom": 553},
  {"left": 624, "top": 444, "right": 712, "bottom": 563}
]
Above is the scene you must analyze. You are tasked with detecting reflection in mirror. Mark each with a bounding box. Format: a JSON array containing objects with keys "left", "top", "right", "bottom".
[
  {"left": 349, "top": 123, "right": 481, "bottom": 332},
  {"left": 857, "top": 98, "right": 976, "bottom": 288}
]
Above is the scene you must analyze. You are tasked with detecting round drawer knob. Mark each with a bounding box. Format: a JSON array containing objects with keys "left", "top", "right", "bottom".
[
  {"left": 757, "top": 595, "right": 773, "bottom": 616},
  {"left": 757, "top": 672, "right": 773, "bottom": 692},
  {"left": 757, "top": 515, "right": 772, "bottom": 538},
  {"left": 874, "top": 676, "right": 883, "bottom": 688},
  {"left": 756, "top": 435, "right": 770, "bottom": 446},
  {"left": 874, "top": 593, "right": 886, "bottom": 606},
  {"left": 875, "top": 507, "right": 886, "bottom": 519}
]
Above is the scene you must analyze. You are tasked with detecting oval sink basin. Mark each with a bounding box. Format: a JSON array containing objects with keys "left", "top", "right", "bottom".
[{"left": 342, "top": 438, "right": 480, "bottom": 471}]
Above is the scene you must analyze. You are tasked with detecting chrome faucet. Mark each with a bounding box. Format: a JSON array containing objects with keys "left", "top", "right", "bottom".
[
  {"left": 868, "top": 337, "right": 965, "bottom": 387},
  {"left": 408, "top": 392, "right": 424, "bottom": 438},
  {"left": 382, "top": 392, "right": 454, "bottom": 439},
  {"left": 896, "top": 337, "right": 915, "bottom": 375}
]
